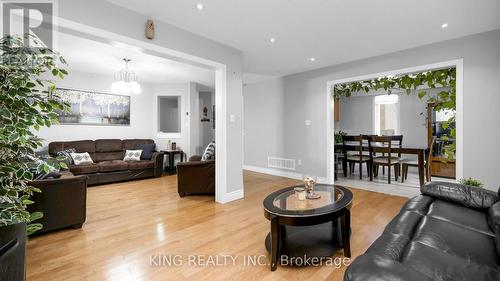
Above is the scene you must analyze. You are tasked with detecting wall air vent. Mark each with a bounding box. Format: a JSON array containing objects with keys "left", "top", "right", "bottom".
[{"left": 268, "top": 157, "right": 296, "bottom": 171}]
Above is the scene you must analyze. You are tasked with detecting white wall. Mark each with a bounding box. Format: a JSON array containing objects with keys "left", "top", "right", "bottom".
[
  {"left": 38, "top": 71, "right": 155, "bottom": 145},
  {"left": 58, "top": 0, "right": 244, "bottom": 195},
  {"left": 244, "top": 29, "right": 500, "bottom": 191}
]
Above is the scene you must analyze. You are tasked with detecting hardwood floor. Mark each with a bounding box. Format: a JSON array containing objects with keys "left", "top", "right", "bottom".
[{"left": 26, "top": 171, "right": 407, "bottom": 281}]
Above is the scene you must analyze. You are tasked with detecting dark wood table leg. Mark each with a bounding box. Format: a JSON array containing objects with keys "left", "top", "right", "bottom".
[
  {"left": 270, "top": 215, "right": 280, "bottom": 271},
  {"left": 418, "top": 150, "right": 425, "bottom": 187},
  {"left": 169, "top": 152, "right": 174, "bottom": 175},
  {"left": 342, "top": 158, "right": 347, "bottom": 177},
  {"left": 341, "top": 209, "right": 351, "bottom": 258}
]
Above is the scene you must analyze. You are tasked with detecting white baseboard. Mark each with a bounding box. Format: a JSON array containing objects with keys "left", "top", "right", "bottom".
[
  {"left": 243, "top": 165, "right": 329, "bottom": 184},
  {"left": 218, "top": 189, "right": 244, "bottom": 204}
]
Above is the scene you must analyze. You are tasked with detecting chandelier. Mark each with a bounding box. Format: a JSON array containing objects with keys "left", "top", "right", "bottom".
[{"left": 111, "top": 58, "right": 141, "bottom": 95}]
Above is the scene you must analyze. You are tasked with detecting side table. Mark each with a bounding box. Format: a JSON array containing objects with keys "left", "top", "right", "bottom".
[{"left": 160, "top": 150, "right": 185, "bottom": 175}]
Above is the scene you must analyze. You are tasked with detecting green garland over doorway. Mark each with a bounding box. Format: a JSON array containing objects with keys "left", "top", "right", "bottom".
[{"left": 331, "top": 68, "right": 456, "bottom": 158}]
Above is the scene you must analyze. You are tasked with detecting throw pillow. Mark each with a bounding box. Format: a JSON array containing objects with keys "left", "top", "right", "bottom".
[
  {"left": 70, "top": 152, "right": 94, "bottom": 165},
  {"left": 56, "top": 148, "right": 76, "bottom": 164},
  {"left": 28, "top": 156, "right": 60, "bottom": 180},
  {"left": 123, "top": 149, "right": 142, "bottom": 161},
  {"left": 201, "top": 142, "right": 215, "bottom": 161},
  {"left": 135, "top": 143, "right": 156, "bottom": 160}
]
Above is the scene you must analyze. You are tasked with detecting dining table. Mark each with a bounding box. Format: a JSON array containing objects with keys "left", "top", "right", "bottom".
[{"left": 335, "top": 142, "right": 429, "bottom": 187}]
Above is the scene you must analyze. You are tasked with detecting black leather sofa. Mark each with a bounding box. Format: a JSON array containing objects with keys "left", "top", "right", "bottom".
[{"left": 345, "top": 181, "right": 500, "bottom": 281}]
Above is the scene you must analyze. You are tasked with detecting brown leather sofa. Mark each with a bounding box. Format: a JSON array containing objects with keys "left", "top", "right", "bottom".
[
  {"left": 28, "top": 171, "right": 88, "bottom": 234},
  {"left": 48, "top": 139, "right": 163, "bottom": 185},
  {"left": 177, "top": 155, "right": 215, "bottom": 197}
]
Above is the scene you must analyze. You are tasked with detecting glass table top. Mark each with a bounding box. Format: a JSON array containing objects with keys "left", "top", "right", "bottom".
[
  {"left": 272, "top": 185, "right": 339, "bottom": 211},
  {"left": 263, "top": 184, "right": 352, "bottom": 217}
]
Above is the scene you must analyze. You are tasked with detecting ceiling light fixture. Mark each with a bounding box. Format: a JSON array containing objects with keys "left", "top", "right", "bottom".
[
  {"left": 441, "top": 23, "right": 448, "bottom": 29},
  {"left": 111, "top": 58, "right": 141, "bottom": 95},
  {"left": 196, "top": 3, "right": 204, "bottom": 10},
  {"left": 269, "top": 37, "right": 275, "bottom": 43},
  {"left": 310, "top": 57, "right": 316, "bottom": 62}
]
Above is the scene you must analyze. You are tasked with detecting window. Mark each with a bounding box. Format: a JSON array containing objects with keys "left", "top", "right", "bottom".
[
  {"left": 374, "top": 94, "right": 399, "bottom": 135},
  {"left": 158, "top": 96, "right": 181, "bottom": 134}
]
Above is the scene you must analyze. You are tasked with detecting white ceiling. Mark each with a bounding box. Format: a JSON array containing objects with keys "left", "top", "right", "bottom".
[
  {"left": 56, "top": 32, "right": 215, "bottom": 86},
  {"left": 106, "top": 0, "right": 500, "bottom": 78}
]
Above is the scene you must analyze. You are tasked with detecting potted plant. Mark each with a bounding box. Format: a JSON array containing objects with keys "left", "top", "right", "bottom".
[
  {"left": 458, "top": 177, "right": 483, "bottom": 188},
  {"left": 0, "top": 35, "right": 68, "bottom": 280}
]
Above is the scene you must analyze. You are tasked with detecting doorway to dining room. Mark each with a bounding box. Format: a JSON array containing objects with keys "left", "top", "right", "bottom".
[{"left": 325, "top": 60, "right": 463, "bottom": 197}]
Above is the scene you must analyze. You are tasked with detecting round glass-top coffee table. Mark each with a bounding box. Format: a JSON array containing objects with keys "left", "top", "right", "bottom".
[{"left": 263, "top": 184, "right": 353, "bottom": 271}]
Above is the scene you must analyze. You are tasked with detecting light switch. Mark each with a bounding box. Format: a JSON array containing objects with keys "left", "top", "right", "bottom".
[
  {"left": 230, "top": 114, "right": 236, "bottom": 122},
  {"left": 305, "top": 120, "right": 311, "bottom": 126}
]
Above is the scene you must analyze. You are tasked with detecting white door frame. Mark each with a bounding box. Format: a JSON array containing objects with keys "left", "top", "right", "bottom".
[
  {"left": 326, "top": 59, "right": 464, "bottom": 185},
  {"left": 54, "top": 18, "right": 231, "bottom": 203}
]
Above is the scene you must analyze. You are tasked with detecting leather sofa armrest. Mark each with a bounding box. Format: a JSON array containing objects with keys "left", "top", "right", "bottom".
[
  {"left": 488, "top": 202, "right": 500, "bottom": 257},
  {"left": 177, "top": 159, "right": 214, "bottom": 168},
  {"left": 151, "top": 152, "right": 164, "bottom": 177},
  {"left": 189, "top": 155, "right": 202, "bottom": 162},
  {"left": 421, "top": 181, "right": 499, "bottom": 209},
  {"left": 30, "top": 174, "right": 88, "bottom": 186},
  {"left": 344, "top": 254, "right": 433, "bottom": 281}
]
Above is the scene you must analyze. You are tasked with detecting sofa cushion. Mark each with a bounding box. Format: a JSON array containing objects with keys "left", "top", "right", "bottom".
[
  {"left": 122, "top": 139, "right": 154, "bottom": 150},
  {"left": 413, "top": 216, "right": 497, "bottom": 267},
  {"left": 421, "top": 181, "right": 499, "bottom": 210},
  {"left": 400, "top": 241, "right": 500, "bottom": 281},
  {"left": 49, "top": 140, "right": 96, "bottom": 160},
  {"left": 135, "top": 143, "right": 156, "bottom": 160},
  {"left": 428, "top": 199, "right": 494, "bottom": 236},
  {"left": 70, "top": 163, "right": 99, "bottom": 175},
  {"left": 97, "top": 160, "right": 129, "bottom": 172},
  {"left": 94, "top": 151, "right": 126, "bottom": 162},
  {"left": 128, "top": 160, "right": 154, "bottom": 170},
  {"left": 95, "top": 139, "right": 123, "bottom": 152}
]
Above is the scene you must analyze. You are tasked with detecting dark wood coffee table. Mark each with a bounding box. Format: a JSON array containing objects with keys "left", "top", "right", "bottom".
[{"left": 263, "top": 184, "right": 353, "bottom": 271}]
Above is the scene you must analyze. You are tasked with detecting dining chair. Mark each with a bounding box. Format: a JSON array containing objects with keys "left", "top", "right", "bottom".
[
  {"left": 379, "top": 135, "right": 403, "bottom": 176},
  {"left": 368, "top": 136, "right": 401, "bottom": 184},
  {"left": 342, "top": 135, "right": 371, "bottom": 179},
  {"left": 401, "top": 137, "right": 436, "bottom": 183}
]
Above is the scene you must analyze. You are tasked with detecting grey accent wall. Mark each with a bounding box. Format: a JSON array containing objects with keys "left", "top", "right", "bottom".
[
  {"left": 243, "top": 78, "right": 285, "bottom": 168},
  {"left": 243, "top": 29, "right": 500, "bottom": 190}
]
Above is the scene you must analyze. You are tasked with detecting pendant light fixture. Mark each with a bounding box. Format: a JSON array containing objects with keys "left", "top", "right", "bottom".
[{"left": 111, "top": 58, "right": 141, "bottom": 95}]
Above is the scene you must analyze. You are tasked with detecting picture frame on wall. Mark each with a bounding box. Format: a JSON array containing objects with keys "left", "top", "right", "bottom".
[{"left": 54, "top": 88, "right": 131, "bottom": 126}]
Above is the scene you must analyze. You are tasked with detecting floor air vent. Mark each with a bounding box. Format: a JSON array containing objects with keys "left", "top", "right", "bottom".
[{"left": 268, "top": 157, "right": 295, "bottom": 171}]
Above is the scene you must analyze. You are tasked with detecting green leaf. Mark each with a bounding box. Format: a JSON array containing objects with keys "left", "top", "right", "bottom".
[
  {"left": 417, "top": 91, "right": 426, "bottom": 99},
  {"left": 59, "top": 162, "right": 68, "bottom": 169},
  {"left": 51, "top": 68, "right": 59, "bottom": 76},
  {"left": 29, "top": 212, "right": 43, "bottom": 222}
]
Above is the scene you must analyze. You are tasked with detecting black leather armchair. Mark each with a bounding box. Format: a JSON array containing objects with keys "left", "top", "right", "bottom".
[{"left": 344, "top": 181, "right": 500, "bottom": 281}]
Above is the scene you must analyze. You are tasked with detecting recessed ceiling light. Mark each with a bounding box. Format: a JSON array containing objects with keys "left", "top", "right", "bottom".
[
  {"left": 196, "top": 3, "right": 204, "bottom": 10},
  {"left": 269, "top": 37, "right": 275, "bottom": 43},
  {"left": 441, "top": 23, "right": 448, "bottom": 29},
  {"left": 310, "top": 57, "right": 316, "bottom": 62}
]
